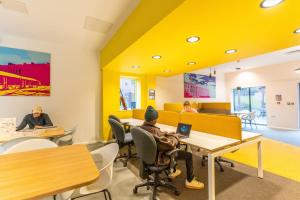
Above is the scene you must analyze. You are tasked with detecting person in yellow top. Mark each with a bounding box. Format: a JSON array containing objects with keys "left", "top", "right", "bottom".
[{"left": 181, "top": 101, "right": 197, "bottom": 113}]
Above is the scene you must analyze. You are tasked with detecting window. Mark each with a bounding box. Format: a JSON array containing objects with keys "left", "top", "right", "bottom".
[
  {"left": 120, "top": 77, "right": 140, "bottom": 110},
  {"left": 232, "top": 86, "right": 267, "bottom": 125}
]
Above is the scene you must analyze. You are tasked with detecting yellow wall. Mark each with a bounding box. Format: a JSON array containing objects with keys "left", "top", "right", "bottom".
[{"left": 101, "top": 68, "right": 156, "bottom": 140}]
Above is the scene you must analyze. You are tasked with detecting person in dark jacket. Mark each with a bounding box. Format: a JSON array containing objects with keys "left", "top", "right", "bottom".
[
  {"left": 140, "top": 106, "right": 204, "bottom": 190},
  {"left": 16, "top": 105, "right": 53, "bottom": 131}
]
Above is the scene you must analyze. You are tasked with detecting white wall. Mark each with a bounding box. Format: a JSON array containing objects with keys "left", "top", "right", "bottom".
[
  {"left": 226, "top": 60, "right": 300, "bottom": 130},
  {"left": 156, "top": 68, "right": 226, "bottom": 109},
  {"left": 0, "top": 35, "right": 101, "bottom": 143}
]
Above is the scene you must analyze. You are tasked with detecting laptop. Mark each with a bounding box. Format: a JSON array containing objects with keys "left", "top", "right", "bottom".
[{"left": 176, "top": 123, "right": 192, "bottom": 139}]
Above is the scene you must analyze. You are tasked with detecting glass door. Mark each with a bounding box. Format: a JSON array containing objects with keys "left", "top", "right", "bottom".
[{"left": 233, "top": 86, "right": 267, "bottom": 125}]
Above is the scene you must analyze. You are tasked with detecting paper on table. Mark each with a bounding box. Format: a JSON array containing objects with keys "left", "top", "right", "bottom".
[{"left": 0, "top": 118, "right": 16, "bottom": 136}]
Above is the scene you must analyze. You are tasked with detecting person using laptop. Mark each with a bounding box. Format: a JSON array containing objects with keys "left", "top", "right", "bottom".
[
  {"left": 140, "top": 106, "right": 204, "bottom": 190},
  {"left": 181, "top": 101, "right": 197, "bottom": 113},
  {"left": 16, "top": 105, "right": 53, "bottom": 131}
]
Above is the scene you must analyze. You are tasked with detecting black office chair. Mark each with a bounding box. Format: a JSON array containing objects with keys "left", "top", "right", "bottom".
[
  {"left": 108, "top": 119, "right": 136, "bottom": 167},
  {"left": 201, "top": 156, "right": 235, "bottom": 172},
  {"left": 131, "top": 127, "right": 180, "bottom": 200},
  {"left": 108, "top": 115, "right": 131, "bottom": 133}
]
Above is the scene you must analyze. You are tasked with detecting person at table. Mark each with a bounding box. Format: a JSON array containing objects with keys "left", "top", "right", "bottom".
[
  {"left": 181, "top": 101, "right": 197, "bottom": 113},
  {"left": 16, "top": 106, "right": 53, "bottom": 131},
  {"left": 140, "top": 106, "right": 204, "bottom": 190}
]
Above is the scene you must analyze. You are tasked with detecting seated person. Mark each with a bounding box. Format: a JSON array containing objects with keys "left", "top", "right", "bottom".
[
  {"left": 181, "top": 101, "right": 197, "bottom": 113},
  {"left": 16, "top": 105, "right": 53, "bottom": 131},
  {"left": 140, "top": 106, "right": 204, "bottom": 190}
]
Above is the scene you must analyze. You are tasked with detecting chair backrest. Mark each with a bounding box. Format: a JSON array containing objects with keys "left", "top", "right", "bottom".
[
  {"left": 249, "top": 112, "right": 256, "bottom": 120},
  {"left": 60, "top": 143, "right": 119, "bottom": 199},
  {"left": 108, "top": 119, "right": 125, "bottom": 144},
  {"left": 91, "top": 143, "right": 119, "bottom": 171},
  {"left": 56, "top": 125, "right": 77, "bottom": 146},
  {"left": 64, "top": 125, "right": 77, "bottom": 135},
  {"left": 1, "top": 138, "right": 57, "bottom": 154},
  {"left": 108, "top": 115, "right": 121, "bottom": 123},
  {"left": 131, "top": 127, "right": 157, "bottom": 165}
]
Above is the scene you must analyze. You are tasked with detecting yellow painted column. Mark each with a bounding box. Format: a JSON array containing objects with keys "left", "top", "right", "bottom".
[{"left": 101, "top": 69, "right": 156, "bottom": 141}]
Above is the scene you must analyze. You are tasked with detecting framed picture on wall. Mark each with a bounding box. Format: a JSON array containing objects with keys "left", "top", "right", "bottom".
[
  {"left": 149, "top": 89, "right": 155, "bottom": 100},
  {"left": 0, "top": 46, "right": 51, "bottom": 96},
  {"left": 184, "top": 73, "right": 216, "bottom": 98},
  {"left": 275, "top": 95, "right": 282, "bottom": 101}
]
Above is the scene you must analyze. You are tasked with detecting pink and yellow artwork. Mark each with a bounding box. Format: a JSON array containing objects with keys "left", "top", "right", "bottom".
[
  {"left": 0, "top": 46, "right": 50, "bottom": 96},
  {"left": 184, "top": 73, "right": 216, "bottom": 98}
]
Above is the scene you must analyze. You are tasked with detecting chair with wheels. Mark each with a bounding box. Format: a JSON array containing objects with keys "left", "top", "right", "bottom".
[
  {"left": 201, "top": 156, "right": 234, "bottom": 172},
  {"left": 108, "top": 119, "right": 136, "bottom": 167},
  {"left": 131, "top": 127, "right": 180, "bottom": 200},
  {"left": 108, "top": 115, "right": 131, "bottom": 133},
  {"left": 59, "top": 143, "right": 119, "bottom": 200}
]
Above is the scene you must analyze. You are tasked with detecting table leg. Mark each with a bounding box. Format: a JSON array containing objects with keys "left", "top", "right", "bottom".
[
  {"left": 257, "top": 140, "right": 263, "bottom": 178},
  {"left": 208, "top": 154, "right": 215, "bottom": 200}
]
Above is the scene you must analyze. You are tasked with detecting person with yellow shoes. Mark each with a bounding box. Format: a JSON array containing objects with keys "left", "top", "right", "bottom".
[{"left": 140, "top": 106, "right": 204, "bottom": 190}]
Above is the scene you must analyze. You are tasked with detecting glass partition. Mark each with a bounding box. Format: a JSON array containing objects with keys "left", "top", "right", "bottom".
[{"left": 233, "top": 86, "right": 266, "bottom": 125}]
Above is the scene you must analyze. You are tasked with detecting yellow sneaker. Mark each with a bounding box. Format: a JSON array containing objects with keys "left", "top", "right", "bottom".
[
  {"left": 185, "top": 178, "right": 205, "bottom": 190},
  {"left": 168, "top": 169, "right": 182, "bottom": 180}
]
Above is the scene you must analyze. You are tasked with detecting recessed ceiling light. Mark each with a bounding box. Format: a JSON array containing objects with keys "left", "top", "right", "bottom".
[
  {"left": 294, "top": 28, "right": 300, "bottom": 34},
  {"left": 131, "top": 65, "right": 140, "bottom": 69},
  {"left": 260, "top": 0, "right": 284, "bottom": 8},
  {"left": 294, "top": 68, "right": 300, "bottom": 74},
  {"left": 186, "top": 36, "right": 200, "bottom": 43},
  {"left": 225, "top": 49, "right": 237, "bottom": 54},
  {"left": 152, "top": 55, "right": 162, "bottom": 59},
  {"left": 163, "top": 69, "right": 171, "bottom": 73},
  {"left": 187, "top": 61, "right": 197, "bottom": 65}
]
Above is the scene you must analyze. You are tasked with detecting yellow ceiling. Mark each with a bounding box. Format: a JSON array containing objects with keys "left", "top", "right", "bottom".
[{"left": 102, "top": 0, "right": 300, "bottom": 76}]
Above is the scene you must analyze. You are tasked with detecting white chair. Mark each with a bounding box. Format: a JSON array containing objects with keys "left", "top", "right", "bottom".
[
  {"left": 54, "top": 126, "right": 77, "bottom": 146},
  {"left": 0, "top": 138, "right": 57, "bottom": 200},
  {"left": 59, "top": 143, "right": 119, "bottom": 200},
  {"left": 241, "top": 112, "right": 257, "bottom": 129},
  {"left": 1, "top": 137, "right": 57, "bottom": 154}
]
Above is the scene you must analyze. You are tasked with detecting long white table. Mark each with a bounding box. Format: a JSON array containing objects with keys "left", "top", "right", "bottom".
[{"left": 122, "top": 118, "right": 263, "bottom": 200}]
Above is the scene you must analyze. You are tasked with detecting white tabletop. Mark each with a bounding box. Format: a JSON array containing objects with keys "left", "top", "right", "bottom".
[{"left": 122, "top": 118, "right": 261, "bottom": 152}]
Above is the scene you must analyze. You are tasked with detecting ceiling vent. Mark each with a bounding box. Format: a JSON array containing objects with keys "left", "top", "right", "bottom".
[
  {"left": 286, "top": 50, "right": 300, "bottom": 54},
  {"left": 0, "top": 0, "right": 28, "bottom": 14},
  {"left": 84, "top": 16, "right": 113, "bottom": 34}
]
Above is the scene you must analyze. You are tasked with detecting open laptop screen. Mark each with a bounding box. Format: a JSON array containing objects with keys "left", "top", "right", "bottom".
[{"left": 176, "top": 123, "right": 192, "bottom": 138}]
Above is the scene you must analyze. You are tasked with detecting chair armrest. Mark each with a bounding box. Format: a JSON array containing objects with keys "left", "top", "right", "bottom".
[{"left": 165, "top": 148, "right": 181, "bottom": 157}]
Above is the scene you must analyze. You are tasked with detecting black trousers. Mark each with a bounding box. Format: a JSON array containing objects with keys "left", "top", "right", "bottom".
[{"left": 176, "top": 150, "right": 194, "bottom": 182}]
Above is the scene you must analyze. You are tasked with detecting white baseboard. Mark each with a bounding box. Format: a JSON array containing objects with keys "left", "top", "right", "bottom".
[{"left": 267, "top": 126, "right": 300, "bottom": 131}]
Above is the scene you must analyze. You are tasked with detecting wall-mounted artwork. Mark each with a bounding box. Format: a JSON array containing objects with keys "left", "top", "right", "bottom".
[
  {"left": 149, "top": 89, "right": 155, "bottom": 100},
  {"left": 184, "top": 73, "right": 216, "bottom": 98},
  {"left": 0, "top": 46, "right": 50, "bottom": 96}
]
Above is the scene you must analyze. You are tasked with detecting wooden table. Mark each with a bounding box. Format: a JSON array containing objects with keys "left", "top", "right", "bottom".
[
  {"left": 122, "top": 118, "right": 263, "bottom": 200},
  {"left": 0, "top": 127, "right": 65, "bottom": 143},
  {"left": 0, "top": 145, "right": 100, "bottom": 200}
]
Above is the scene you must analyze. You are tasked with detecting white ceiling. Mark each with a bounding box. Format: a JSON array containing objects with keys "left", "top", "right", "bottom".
[
  {"left": 212, "top": 45, "right": 300, "bottom": 74},
  {"left": 0, "top": 0, "right": 140, "bottom": 51}
]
